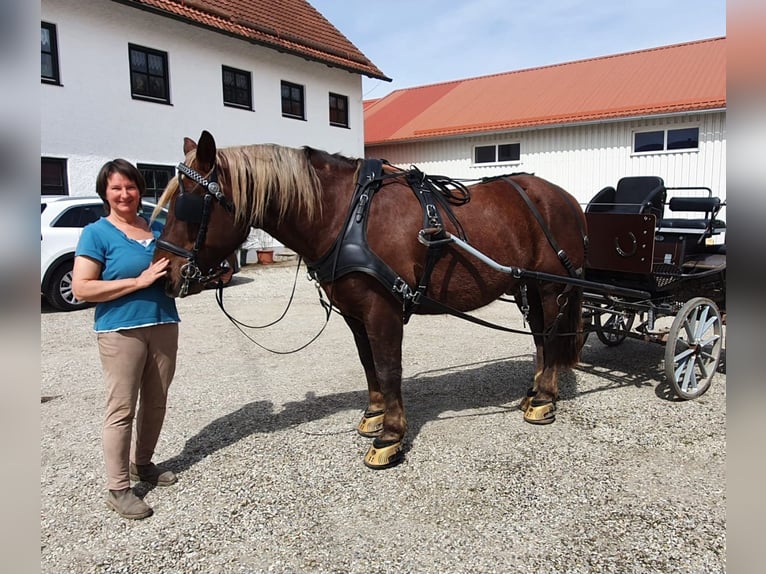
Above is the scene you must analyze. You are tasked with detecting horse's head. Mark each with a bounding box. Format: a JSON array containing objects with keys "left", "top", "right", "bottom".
[{"left": 153, "top": 130, "right": 248, "bottom": 297}]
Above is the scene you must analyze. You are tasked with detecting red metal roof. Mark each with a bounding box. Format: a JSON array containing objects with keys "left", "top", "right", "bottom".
[
  {"left": 364, "top": 37, "right": 725, "bottom": 145},
  {"left": 116, "top": 0, "right": 390, "bottom": 81}
]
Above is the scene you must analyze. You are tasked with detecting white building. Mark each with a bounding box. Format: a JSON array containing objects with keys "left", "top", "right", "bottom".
[
  {"left": 41, "top": 0, "right": 389, "bottom": 199},
  {"left": 364, "top": 38, "right": 726, "bottom": 214}
]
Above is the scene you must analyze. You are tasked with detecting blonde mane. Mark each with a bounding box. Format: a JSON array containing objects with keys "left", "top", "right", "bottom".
[{"left": 154, "top": 144, "right": 322, "bottom": 227}]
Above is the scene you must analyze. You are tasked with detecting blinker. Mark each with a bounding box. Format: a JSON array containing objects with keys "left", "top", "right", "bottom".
[{"left": 174, "top": 191, "right": 206, "bottom": 224}]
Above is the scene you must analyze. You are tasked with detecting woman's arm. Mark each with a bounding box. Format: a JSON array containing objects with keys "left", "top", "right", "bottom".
[{"left": 72, "top": 256, "right": 170, "bottom": 303}]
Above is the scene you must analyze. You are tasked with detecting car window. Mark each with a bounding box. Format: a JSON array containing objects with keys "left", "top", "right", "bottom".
[
  {"left": 142, "top": 205, "right": 167, "bottom": 227},
  {"left": 52, "top": 205, "right": 105, "bottom": 228}
]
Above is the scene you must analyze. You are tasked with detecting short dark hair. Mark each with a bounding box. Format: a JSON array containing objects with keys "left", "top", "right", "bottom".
[{"left": 95, "top": 159, "right": 146, "bottom": 215}]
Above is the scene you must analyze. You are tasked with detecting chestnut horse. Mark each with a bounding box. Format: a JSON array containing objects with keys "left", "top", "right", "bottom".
[{"left": 154, "top": 130, "right": 587, "bottom": 469}]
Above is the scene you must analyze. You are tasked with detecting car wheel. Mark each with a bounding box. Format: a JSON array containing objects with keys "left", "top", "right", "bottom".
[{"left": 44, "top": 260, "right": 89, "bottom": 311}]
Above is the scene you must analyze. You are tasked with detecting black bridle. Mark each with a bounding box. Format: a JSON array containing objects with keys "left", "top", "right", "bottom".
[{"left": 156, "top": 162, "right": 235, "bottom": 297}]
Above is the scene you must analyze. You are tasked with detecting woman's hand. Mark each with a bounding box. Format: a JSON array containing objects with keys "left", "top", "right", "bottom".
[
  {"left": 73, "top": 256, "right": 172, "bottom": 303},
  {"left": 136, "top": 257, "right": 170, "bottom": 289}
]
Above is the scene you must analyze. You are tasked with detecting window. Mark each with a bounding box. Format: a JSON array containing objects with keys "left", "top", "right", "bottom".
[
  {"left": 138, "top": 164, "right": 175, "bottom": 202},
  {"left": 129, "top": 44, "right": 170, "bottom": 104},
  {"left": 473, "top": 143, "right": 520, "bottom": 164},
  {"left": 281, "top": 81, "right": 305, "bottom": 120},
  {"left": 633, "top": 127, "right": 699, "bottom": 153},
  {"left": 329, "top": 92, "right": 349, "bottom": 127},
  {"left": 41, "top": 22, "right": 60, "bottom": 84},
  {"left": 222, "top": 66, "right": 252, "bottom": 110},
  {"left": 53, "top": 205, "right": 105, "bottom": 228},
  {"left": 41, "top": 158, "right": 68, "bottom": 195}
]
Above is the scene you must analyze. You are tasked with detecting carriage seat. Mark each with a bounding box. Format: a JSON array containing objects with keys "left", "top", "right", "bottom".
[
  {"left": 658, "top": 196, "right": 726, "bottom": 234},
  {"left": 585, "top": 176, "right": 666, "bottom": 221}
]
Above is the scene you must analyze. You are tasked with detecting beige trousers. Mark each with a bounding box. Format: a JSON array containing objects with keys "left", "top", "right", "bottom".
[{"left": 97, "top": 323, "right": 178, "bottom": 490}]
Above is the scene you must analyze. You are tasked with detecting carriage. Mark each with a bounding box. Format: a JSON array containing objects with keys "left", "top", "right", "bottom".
[
  {"left": 579, "top": 176, "right": 726, "bottom": 400},
  {"left": 153, "top": 131, "right": 726, "bottom": 468}
]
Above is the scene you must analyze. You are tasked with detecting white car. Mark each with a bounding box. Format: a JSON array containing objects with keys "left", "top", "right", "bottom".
[
  {"left": 40, "top": 196, "right": 167, "bottom": 311},
  {"left": 41, "top": 195, "right": 239, "bottom": 311}
]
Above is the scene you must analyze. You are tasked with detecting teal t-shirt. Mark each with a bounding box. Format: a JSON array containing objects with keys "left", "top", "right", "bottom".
[{"left": 75, "top": 217, "right": 180, "bottom": 333}]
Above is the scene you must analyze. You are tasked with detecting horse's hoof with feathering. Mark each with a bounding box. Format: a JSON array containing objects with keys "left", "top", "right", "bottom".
[
  {"left": 523, "top": 399, "right": 557, "bottom": 425},
  {"left": 363, "top": 438, "right": 404, "bottom": 469},
  {"left": 357, "top": 410, "right": 384, "bottom": 437},
  {"left": 519, "top": 387, "right": 536, "bottom": 411}
]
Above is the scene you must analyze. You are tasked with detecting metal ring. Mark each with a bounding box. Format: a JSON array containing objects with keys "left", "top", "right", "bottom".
[{"left": 615, "top": 232, "right": 637, "bottom": 257}]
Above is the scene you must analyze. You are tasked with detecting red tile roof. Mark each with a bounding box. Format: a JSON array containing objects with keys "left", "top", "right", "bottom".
[
  {"left": 117, "top": 0, "right": 390, "bottom": 81},
  {"left": 364, "top": 37, "right": 725, "bottom": 145}
]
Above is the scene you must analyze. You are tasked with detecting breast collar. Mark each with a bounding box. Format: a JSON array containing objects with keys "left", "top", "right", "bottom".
[{"left": 306, "top": 159, "right": 402, "bottom": 293}]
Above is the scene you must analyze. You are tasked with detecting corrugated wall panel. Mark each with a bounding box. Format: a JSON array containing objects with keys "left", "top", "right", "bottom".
[{"left": 366, "top": 112, "right": 725, "bottom": 220}]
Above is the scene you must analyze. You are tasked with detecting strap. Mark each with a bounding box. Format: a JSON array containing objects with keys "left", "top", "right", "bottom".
[{"left": 503, "top": 177, "right": 580, "bottom": 278}]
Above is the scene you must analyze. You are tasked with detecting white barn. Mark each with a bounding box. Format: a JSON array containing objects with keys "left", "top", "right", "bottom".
[
  {"left": 364, "top": 38, "right": 726, "bottom": 219},
  {"left": 41, "top": 0, "right": 389, "bottom": 199}
]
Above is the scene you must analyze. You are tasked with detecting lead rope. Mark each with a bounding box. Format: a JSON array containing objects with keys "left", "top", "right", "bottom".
[{"left": 213, "top": 256, "right": 335, "bottom": 354}]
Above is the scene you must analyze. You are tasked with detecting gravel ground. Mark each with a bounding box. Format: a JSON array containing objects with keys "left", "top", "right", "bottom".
[{"left": 41, "top": 260, "right": 726, "bottom": 574}]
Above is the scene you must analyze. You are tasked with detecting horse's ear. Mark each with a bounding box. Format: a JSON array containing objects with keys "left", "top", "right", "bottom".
[
  {"left": 183, "top": 137, "right": 197, "bottom": 155},
  {"left": 196, "top": 131, "right": 217, "bottom": 169}
]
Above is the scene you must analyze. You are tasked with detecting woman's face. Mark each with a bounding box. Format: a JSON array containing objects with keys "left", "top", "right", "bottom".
[{"left": 105, "top": 172, "right": 141, "bottom": 219}]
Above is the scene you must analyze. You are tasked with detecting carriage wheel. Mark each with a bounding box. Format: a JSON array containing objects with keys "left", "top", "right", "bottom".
[
  {"left": 665, "top": 297, "right": 723, "bottom": 400},
  {"left": 595, "top": 305, "right": 635, "bottom": 347}
]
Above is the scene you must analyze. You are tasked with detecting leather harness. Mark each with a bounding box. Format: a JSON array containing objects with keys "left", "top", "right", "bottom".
[{"left": 306, "top": 160, "right": 584, "bottom": 332}]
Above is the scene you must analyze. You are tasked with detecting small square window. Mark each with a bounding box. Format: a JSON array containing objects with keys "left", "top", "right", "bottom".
[
  {"left": 41, "top": 22, "right": 60, "bottom": 84},
  {"left": 138, "top": 164, "right": 175, "bottom": 202},
  {"left": 498, "top": 143, "right": 520, "bottom": 162},
  {"left": 634, "top": 131, "right": 664, "bottom": 153},
  {"left": 474, "top": 143, "right": 520, "bottom": 164},
  {"left": 41, "top": 157, "right": 68, "bottom": 195},
  {"left": 329, "top": 92, "right": 349, "bottom": 127},
  {"left": 281, "top": 81, "right": 305, "bottom": 120},
  {"left": 667, "top": 127, "right": 699, "bottom": 150},
  {"left": 129, "top": 44, "right": 170, "bottom": 104},
  {"left": 633, "top": 127, "right": 699, "bottom": 154},
  {"left": 222, "top": 66, "right": 252, "bottom": 110},
  {"left": 474, "top": 146, "right": 496, "bottom": 164}
]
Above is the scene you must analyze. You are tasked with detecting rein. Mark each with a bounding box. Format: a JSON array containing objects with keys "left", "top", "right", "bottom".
[{"left": 213, "top": 256, "right": 337, "bottom": 355}]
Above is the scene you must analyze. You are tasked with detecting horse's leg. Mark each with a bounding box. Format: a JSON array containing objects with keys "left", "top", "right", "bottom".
[
  {"left": 519, "top": 333, "right": 545, "bottom": 411},
  {"left": 519, "top": 283, "right": 561, "bottom": 424},
  {"left": 361, "top": 311, "right": 406, "bottom": 469},
  {"left": 343, "top": 315, "right": 386, "bottom": 437}
]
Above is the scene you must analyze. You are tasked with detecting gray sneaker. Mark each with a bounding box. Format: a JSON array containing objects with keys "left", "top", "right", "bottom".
[
  {"left": 129, "top": 462, "right": 177, "bottom": 486},
  {"left": 106, "top": 488, "right": 153, "bottom": 520}
]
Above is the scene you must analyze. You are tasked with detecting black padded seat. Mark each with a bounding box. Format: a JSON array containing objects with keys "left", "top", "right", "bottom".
[
  {"left": 658, "top": 196, "right": 726, "bottom": 232},
  {"left": 658, "top": 218, "right": 726, "bottom": 231},
  {"left": 586, "top": 176, "right": 666, "bottom": 220}
]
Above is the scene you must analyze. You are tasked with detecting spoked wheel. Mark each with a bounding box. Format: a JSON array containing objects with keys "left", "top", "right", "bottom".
[
  {"left": 595, "top": 305, "right": 635, "bottom": 346},
  {"left": 665, "top": 297, "right": 723, "bottom": 399}
]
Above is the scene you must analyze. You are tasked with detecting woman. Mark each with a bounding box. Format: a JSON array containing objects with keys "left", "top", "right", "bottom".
[{"left": 72, "top": 159, "right": 180, "bottom": 520}]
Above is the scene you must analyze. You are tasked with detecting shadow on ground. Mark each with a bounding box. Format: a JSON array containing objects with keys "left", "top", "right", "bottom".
[{"left": 160, "top": 344, "right": 670, "bottom": 475}]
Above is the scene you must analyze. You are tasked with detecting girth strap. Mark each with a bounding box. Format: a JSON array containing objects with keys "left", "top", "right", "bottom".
[{"left": 402, "top": 169, "right": 450, "bottom": 322}]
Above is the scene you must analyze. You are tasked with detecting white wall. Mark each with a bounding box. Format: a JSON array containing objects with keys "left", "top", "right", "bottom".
[
  {"left": 41, "top": 0, "right": 366, "bottom": 196},
  {"left": 366, "top": 112, "right": 726, "bottom": 220}
]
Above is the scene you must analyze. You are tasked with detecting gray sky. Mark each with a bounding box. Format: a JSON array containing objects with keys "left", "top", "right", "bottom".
[{"left": 309, "top": 0, "right": 727, "bottom": 99}]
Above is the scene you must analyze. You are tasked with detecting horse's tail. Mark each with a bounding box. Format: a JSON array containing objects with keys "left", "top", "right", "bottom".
[{"left": 552, "top": 286, "right": 584, "bottom": 368}]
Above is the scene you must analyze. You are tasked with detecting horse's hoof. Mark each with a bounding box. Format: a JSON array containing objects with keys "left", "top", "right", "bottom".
[
  {"left": 524, "top": 399, "right": 556, "bottom": 425},
  {"left": 363, "top": 438, "right": 404, "bottom": 469},
  {"left": 357, "top": 411, "right": 385, "bottom": 437},
  {"left": 519, "top": 387, "right": 536, "bottom": 411}
]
